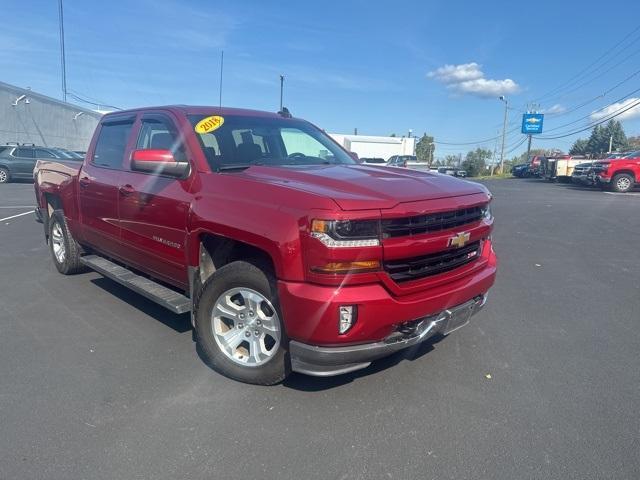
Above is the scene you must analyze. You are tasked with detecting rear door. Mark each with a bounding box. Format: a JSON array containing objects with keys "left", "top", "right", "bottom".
[
  {"left": 78, "top": 115, "right": 136, "bottom": 255},
  {"left": 117, "top": 112, "right": 193, "bottom": 288},
  {"left": 11, "top": 147, "right": 36, "bottom": 177}
]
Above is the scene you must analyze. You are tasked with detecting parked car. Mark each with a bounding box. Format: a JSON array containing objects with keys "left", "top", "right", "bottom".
[
  {"left": 360, "top": 157, "right": 386, "bottom": 165},
  {"left": 592, "top": 150, "right": 640, "bottom": 192},
  {"left": 34, "top": 105, "right": 496, "bottom": 385},
  {"left": 528, "top": 155, "right": 545, "bottom": 177},
  {"left": 0, "top": 144, "right": 75, "bottom": 183},
  {"left": 540, "top": 155, "right": 587, "bottom": 182},
  {"left": 387, "top": 155, "right": 417, "bottom": 167},
  {"left": 511, "top": 163, "right": 530, "bottom": 178},
  {"left": 571, "top": 162, "right": 595, "bottom": 186}
]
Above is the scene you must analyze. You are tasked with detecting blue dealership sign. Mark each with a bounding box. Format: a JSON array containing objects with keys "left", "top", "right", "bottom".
[{"left": 521, "top": 113, "right": 544, "bottom": 134}]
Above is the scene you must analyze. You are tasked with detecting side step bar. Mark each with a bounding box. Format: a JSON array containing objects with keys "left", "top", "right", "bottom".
[{"left": 80, "top": 255, "right": 191, "bottom": 314}]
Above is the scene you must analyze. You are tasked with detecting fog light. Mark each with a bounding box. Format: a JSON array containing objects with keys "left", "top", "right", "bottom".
[{"left": 338, "top": 305, "right": 357, "bottom": 334}]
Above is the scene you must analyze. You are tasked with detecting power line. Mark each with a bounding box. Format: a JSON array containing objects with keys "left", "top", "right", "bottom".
[
  {"left": 536, "top": 98, "right": 640, "bottom": 140},
  {"left": 533, "top": 24, "right": 640, "bottom": 103}
]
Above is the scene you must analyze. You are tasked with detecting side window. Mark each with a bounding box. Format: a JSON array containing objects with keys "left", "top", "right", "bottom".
[
  {"left": 92, "top": 121, "right": 134, "bottom": 169},
  {"left": 136, "top": 117, "right": 186, "bottom": 162},
  {"left": 280, "top": 128, "right": 331, "bottom": 160},
  {"left": 14, "top": 148, "right": 35, "bottom": 158},
  {"left": 36, "top": 149, "right": 57, "bottom": 159}
]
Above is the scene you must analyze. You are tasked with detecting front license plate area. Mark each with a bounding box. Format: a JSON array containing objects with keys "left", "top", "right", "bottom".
[{"left": 441, "top": 301, "right": 475, "bottom": 335}]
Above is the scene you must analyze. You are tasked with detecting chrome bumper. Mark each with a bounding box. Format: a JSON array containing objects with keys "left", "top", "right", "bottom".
[{"left": 289, "top": 294, "right": 487, "bottom": 377}]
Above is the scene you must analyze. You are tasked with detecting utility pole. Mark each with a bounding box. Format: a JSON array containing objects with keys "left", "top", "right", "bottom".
[
  {"left": 279, "top": 75, "right": 284, "bottom": 111},
  {"left": 491, "top": 132, "right": 499, "bottom": 176},
  {"left": 57, "top": 0, "right": 67, "bottom": 102},
  {"left": 499, "top": 96, "right": 509, "bottom": 175},
  {"left": 608, "top": 134, "right": 613, "bottom": 153},
  {"left": 525, "top": 134, "right": 532, "bottom": 163}
]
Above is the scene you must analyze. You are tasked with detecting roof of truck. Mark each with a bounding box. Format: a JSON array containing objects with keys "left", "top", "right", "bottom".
[{"left": 102, "top": 105, "right": 287, "bottom": 119}]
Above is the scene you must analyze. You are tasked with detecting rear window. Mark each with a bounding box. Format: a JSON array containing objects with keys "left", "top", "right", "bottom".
[{"left": 92, "top": 120, "right": 134, "bottom": 169}]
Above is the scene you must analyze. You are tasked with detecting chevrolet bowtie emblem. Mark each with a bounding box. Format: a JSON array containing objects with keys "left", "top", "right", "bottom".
[{"left": 448, "top": 232, "right": 470, "bottom": 248}]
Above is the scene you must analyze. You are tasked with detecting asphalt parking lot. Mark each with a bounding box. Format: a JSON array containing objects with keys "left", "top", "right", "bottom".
[{"left": 1, "top": 178, "right": 639, "bottom": 480}]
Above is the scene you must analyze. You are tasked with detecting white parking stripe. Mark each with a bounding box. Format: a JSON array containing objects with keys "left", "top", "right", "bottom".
[
  {"left": 604, "top": 192, "right": 640, "bottom": 196},
  {"left": 0, "top": 210, "right": 34, "bottom": 222},
  {"left": 0, "top": 205, "right": 36, "bottom": 209}
]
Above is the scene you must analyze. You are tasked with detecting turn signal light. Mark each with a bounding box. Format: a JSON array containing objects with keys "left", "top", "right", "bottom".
[{"left": 312, "top": 260, "right": 381, "bottom": 274}]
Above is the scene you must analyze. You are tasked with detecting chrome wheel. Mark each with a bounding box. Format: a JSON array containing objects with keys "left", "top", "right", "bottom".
[
  {"left": 0, "top": 169, "right": 7, "bottom": 183},
  {"left": 51, "top": 221, "right": 66, "bottom": 264},
  {"left": 211, "top": 287, "right": 281, "bottom": 367},
  {"left": 616, "top": 176, "right": 631, "bottom": 191}
]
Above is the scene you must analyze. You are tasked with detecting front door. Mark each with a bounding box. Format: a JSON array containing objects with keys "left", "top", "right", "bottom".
[
  {"left": 78, "top": 116, "right": 136, "bottom": 255},
  {"left": 117, "top": 113, "right": 193, "bottom": 289}
]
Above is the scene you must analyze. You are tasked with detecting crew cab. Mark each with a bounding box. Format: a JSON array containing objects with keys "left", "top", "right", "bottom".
[
  {"left": 34, "top": 106, "right": 497, "bottom": 385},
  {"left": 592, "top": 150, "right": 640, "bottom": 193}
]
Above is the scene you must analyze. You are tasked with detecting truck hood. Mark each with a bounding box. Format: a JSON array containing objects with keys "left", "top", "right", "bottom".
[{"left": 239, "top": 164, "right": 486, "bottom": 210}]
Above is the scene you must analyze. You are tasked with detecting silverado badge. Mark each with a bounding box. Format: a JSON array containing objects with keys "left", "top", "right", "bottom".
[{"left": 448, "top": 232, "right": 471, "bottom": 248}]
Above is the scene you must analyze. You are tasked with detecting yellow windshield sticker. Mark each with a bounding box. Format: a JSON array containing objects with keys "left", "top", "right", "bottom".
[{"left": 195, "top": 115, "right": 224, "bottom": 134}]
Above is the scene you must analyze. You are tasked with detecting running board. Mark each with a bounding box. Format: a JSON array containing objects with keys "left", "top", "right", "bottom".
[{"left": 80, "top": 255, "right": 191, "bottom": 314}]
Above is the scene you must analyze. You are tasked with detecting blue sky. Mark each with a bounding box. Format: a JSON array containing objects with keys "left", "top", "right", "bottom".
[{"left": 2, "top": 0, "right": 640, "bottom": 158}]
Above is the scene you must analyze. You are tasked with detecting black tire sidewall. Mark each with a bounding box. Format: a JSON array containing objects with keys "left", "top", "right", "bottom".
[{"left": 195, "top": 261, "right": 290, "bottom": 385}]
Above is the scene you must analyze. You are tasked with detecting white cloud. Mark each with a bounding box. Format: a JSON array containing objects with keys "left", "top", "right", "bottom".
[
  {"left": 590, "top": 98, "right": 640, "bottom": 121},
  {"left": 541, "top": 104, "right": 566, "bottom": 115},
  {"left": 427, "top": 62, "right": 520, "bottom": 98}
]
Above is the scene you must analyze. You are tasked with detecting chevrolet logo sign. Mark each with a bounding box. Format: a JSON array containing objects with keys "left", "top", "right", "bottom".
[
  {"left": 525, "top": 117, "right": 541, "bottom": 124},
  {"left": 448, "top": 232, "right": 471, "bottom": 248}
]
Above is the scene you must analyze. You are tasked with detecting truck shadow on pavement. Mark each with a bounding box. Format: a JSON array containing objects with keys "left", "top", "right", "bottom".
[
  {"left": 90, "top": 275, "right": 446, "bottom": 389},
  {"left": 282, "top": 335, "right": 446, "bottom": 391},
  {"left": 90, "top": 277, "right": 192, "bottom": 333}
]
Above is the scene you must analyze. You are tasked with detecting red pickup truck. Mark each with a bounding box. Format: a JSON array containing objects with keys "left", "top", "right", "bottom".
[
  {"left": 592, "top": 150, "right": 640, "bottom": 192},
  {"left": 34, "top": 106, "right": 497, "bottom": 384}
]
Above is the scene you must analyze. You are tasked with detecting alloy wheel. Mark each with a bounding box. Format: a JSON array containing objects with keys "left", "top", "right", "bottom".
[{"left": 211, "top": 287, "right": 281, "bottom": 366}]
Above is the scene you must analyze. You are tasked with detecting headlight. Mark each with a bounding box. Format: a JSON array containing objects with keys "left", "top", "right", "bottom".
[
  {"left": 311, "top": 219, "right": 380, "bottom": 247},
  {"left": 481, "top": 204, "right": 492, "bottom": 220}
]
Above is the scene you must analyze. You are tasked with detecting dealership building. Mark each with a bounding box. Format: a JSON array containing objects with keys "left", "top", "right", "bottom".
[
  {"left": 329, "top": 133, "right": 416, "bottom": 160},
  {"left": 0, "top": 81, "right": 102, "bottom": 152}
]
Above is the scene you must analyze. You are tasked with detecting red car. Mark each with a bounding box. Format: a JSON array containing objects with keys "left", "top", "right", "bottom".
[
  {"left": 592, "top": 150, "right": 640, "bottom": 192},
  {"left": 34, "top": 106, "right": 497, "bottom": 384}
]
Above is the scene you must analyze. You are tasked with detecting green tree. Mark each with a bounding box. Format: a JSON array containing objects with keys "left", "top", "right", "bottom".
[
  {"left": 462, "top": 148, "right": 492, "bottom": 177},
  {"left": 627, "top": 135, "right": 640, "bottom": 149},
  {"left": 569, "top": 139, "right": 588, "bottom": 155},
  {"left": 604, "top": 119, "right": 628, "bottom": 152},
  {"left": 444, "top": 154, "right": 459, "bottom": 166},
  {"left": 586, "top": 125, "right": 608, "bottom": 156},
  {"left": 415, "top": 133, "right": 435, "bottom": 163}
]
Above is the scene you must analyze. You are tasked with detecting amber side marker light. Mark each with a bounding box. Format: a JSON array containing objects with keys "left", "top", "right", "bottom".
[{"left": 312, "top": 260, "right": 381, "bottom": 274}]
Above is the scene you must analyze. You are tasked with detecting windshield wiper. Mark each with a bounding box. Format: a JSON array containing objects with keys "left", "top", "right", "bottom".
[{"left": 218, "top": 163, "right": 263, "bottom": 172}]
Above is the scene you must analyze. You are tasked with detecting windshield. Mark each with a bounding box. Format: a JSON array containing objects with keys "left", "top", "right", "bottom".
[{"left": 188, "top": 115, "right": 355, "bottom": 171}]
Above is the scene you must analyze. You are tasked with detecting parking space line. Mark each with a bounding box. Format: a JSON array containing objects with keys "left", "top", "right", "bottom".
[
  {"left": 0, "top": 210, "right": 34, "bottom": 222},
  {"left": 0, "top": 205, "right": 36, "bottom": 208},
  {"left": 603, "top": 192, "right": 640, "bottom": 196}
]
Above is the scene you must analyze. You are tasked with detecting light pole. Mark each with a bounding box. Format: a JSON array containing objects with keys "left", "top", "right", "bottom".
[
  {"left": 428, "top": 142, "right": 434, "bottom": 166},
  {"left": 498, "top": 95, "right": 509, "bottom": 175}
]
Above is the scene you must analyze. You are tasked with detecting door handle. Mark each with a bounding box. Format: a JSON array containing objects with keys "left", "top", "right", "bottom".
[
  {"left": 119, "top": 184, "right": 135, "bottom": 196},
  {"left": 79, "top": 176, "right": 91, "bottom": 188}
]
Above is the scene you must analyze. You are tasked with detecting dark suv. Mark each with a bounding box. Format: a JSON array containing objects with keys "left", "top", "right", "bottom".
[{"left": 0, "top": 144, "right": 81, "bottom": 183}]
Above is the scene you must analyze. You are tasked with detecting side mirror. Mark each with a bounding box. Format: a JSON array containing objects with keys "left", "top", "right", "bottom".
[
  {"left": 349, "top": 151, "right": 361, "bottom": 163},
  {"left": 131, "top": 149, "right": 190, "bottom": 177}
]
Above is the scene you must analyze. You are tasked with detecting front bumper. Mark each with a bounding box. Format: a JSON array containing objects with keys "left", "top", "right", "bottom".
[
  {"left": 595, "top": 174, "right": 611, "bottom": 184},
  {"left": 289, "top": 295, "right": 487, "bottom": 376}
]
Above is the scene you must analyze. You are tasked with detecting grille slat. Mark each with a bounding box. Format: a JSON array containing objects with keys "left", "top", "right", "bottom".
[
  {"left": 384, "top": 241, "right": 481, "bottom": 282},
  {"left": 382, "top": 206, "right": 483, "bottom": 238}
]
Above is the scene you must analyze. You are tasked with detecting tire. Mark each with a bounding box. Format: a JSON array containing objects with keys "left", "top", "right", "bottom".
[
  {"left": 611, "top": 173, "right": 634, "bottom": 193},
  {"left": 195, "top": 260, "right": 290, "bottom": 385},
  {"left": 0, "top": 167, "right": 10, "bottom": 184},
  {"left": 48, "top": 210, "right": 86, "bottom": 275}
]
